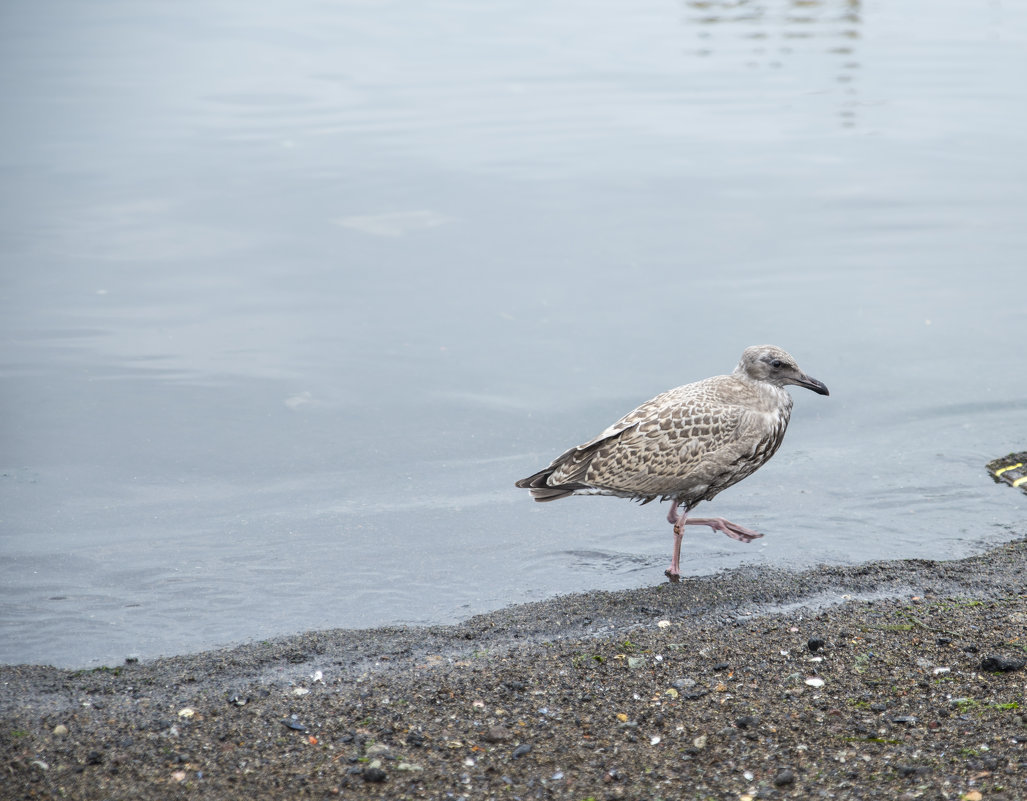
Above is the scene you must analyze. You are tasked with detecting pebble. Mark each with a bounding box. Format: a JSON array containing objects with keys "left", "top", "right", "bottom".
[
  {"left": 405, "top": 731, "right": 426, "bottom": 747},
  {"left": 735, "top": 715, "right": 759, "bottom": 729},
  {"left": 362, "top": 767, "right": 387, "bottom": 783},
  {"left": 672, "top": 677, "right": 696, "bottom": 689},
  {"left": 52, "top": 724, "right": 68, "bottom": 736},
  {"left": 804, "top": 677, "right": 825, "bottom": 688},
  {"left": 177, "top": 707, "right": 195, "bottom": 719},
  {"left": 807, "top": 638, "right": 826, "bottom": 653},
  {"left": 512, "top": 743, "right": 532, "bottom": 758},
  {"left": 484, "top": 726, "right": 511, "bottom": 743},
  {"left": 281, "top": 717, "right": 308, "bottom": 732},
  {"left": 396, "top": 762, "right": 423, "bottom": 772},
  {"left": 365, "top": 743, "right": 390, "bottom": 756},
  {"left": 980, "top": 655, "right": 1026, "bottom": 672},
  {"left": 773, "top": 768, "right": 795, "bottom": 786},
  {"left": 692, "top": 734, "right": 707, "bottom": 749}
]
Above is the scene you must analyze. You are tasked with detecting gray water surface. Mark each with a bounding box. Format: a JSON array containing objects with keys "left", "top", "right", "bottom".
[{"left": 2, "top": 0, "right": 1026, "bottom": 668}]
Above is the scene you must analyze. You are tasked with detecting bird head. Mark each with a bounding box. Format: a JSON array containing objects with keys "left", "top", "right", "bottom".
[{"left": 736, "top": 345, "right": 830, "bottom": 396}]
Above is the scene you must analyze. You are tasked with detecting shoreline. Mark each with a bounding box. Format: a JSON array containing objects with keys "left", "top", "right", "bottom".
[{"left": 3, "top": 538, "right": 1026, "bottom": 799}]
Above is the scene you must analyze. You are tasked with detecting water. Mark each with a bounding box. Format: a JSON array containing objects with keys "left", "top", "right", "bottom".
[{"left": 1, "top": 0, "right": 1025, "bottom": 668}]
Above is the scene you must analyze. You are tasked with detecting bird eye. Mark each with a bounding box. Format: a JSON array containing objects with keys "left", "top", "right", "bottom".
[{"left": 770, "top": 359, "right": 783, "bottom": 369}]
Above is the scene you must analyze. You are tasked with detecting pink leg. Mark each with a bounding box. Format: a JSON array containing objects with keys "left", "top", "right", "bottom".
[
  {"left": 664, "top": 504, "right": 764, "bottom": 582},
  {"left": 685, "top": 517, "right": 764, "bottom": 544},
  {"left": 664, "top": 502, "right": 686, "bottom": 582}
]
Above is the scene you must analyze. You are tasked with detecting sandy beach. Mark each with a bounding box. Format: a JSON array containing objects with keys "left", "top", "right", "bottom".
[{"left": 3, "top": 538, "right": 1027, "bottom": 800}]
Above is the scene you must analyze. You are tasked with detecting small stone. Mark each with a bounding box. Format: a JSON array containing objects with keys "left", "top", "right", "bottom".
[
  {"left": 672, "top": 677, "right": 696, "bottom": 689},
  {"left": 512, "top": 743, "right": 532, "bottom": 758},
  {"left": 484, "top": 726, "right": 511, "bottom": 743},
  {"left": 30, "top": 760, "right": 49, "bottom": 771},
  {"left": 292, "top": 687, "right": 310, "bottom": 696},
  {"left": 281, "top": 717, "right": 308, "bottom": 732},
  {"left": 396, "top": 762, "right": 422, "bottom": 772},
  {"left": 693, "top": 734, "right": 708, "bottom": 749},
  {"left": 712, "top": 662, "right": 730, "bottom": 671},
  {"left": 807, "top": 638, "right": 826, "bottom": 653},
  {"left": 773, "top": 768, "right": 795, "bottom": 786},
  {"left": 177, "top": 708, "right": 195, "bottom": 719},
  {"left": 405, "top": 731, "right": 425, "bottom": 747},
  {"left": 52, "top": 725, "right": 69, "bottom": 736},
  {"left": 735, "top": 715, "right": 759, "bottom": 729},
  {"left": 981, "top": 655, "right": 1026, "bottom": 672},
  {"left": 172, "top": 770, "right": 187, "bottom": 782},
  {"left": 961, "top": 792, "right": 983, "bottom": 801},
  {"left": 657, "top": 619, "right": 671, "bottom": 628},
  {"left": 362, "top": 767, "right": 387, "bottom": 783},
  {"left": 365, "top": 743, "right": 390, "bottom": 756},
  {"left": 627, "top": 656, "right": 645, "bottom": 669},
  {"left": 804, "top": 677, "right": 825, "bottom": 688}
]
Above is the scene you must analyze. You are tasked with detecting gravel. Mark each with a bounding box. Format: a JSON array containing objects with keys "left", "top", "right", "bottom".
[{"left": 3, "top": 538, "right": 1027, "bottom": 800}]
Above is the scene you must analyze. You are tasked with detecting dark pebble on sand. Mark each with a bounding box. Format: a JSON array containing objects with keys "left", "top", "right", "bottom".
[
  {"left": 981, "top": 655, "right": 1026, "bottom": 672},
  {"left": 773, "top": 768, "right": 795, "bottom": 786},
  {"left": 512, "top": 743, "right": 532, "bottom": 758},
  {"left": 362, "top": 767, "right": 387, "bottom": 783},
  {"left": 807, "top": 638, "right": 826, "bottom": 653},
  {"left": 735, "top": 715, "right": 759, "bottom": 729},
  {"left": 485, "top": 726, "right": 512, "bottom": 743}
]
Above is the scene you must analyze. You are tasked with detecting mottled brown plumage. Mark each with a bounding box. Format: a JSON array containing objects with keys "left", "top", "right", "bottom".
[{"left": 516, "top": 345, "right": 829, "bottom": 580}]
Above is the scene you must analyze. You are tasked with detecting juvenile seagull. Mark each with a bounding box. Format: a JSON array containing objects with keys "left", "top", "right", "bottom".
[{"left": 515, "top": 345, "right": 829, "bottom": 581}]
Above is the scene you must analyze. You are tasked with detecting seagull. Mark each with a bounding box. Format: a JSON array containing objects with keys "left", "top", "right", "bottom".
[{"left": 515, "top": 345, "right": 829, "bottom": 581}]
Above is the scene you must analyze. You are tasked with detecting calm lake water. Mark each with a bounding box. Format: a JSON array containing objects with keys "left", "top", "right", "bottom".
[{"left": 2, "top": 0, "right": 1025, "bottom": 667}]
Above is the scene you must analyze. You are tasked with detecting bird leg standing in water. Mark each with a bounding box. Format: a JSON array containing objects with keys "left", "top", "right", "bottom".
[
  {"left": 516, "top": 345, "right": 829, "bottom": 583},
  {"left": 665, "top": 500, "right": 763, "bottom": 581}
]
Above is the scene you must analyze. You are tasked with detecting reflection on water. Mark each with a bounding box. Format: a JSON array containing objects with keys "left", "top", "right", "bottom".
[{"left": 683, "top": 0, "right": 861, "bottom": 126}]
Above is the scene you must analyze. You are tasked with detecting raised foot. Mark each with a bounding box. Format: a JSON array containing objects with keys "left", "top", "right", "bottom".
[{"left": 686, "top": 517, "right": 764, "bottom": 544}]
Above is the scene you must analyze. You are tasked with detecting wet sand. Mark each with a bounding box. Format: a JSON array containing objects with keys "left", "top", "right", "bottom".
[{"left": 3, "top": 538, "right": 1027, "bottom": 800}]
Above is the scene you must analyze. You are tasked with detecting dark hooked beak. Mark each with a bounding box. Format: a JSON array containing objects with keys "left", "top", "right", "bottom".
[{"left": 795, "top": 373, "right": 830, "bottom": 396}]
